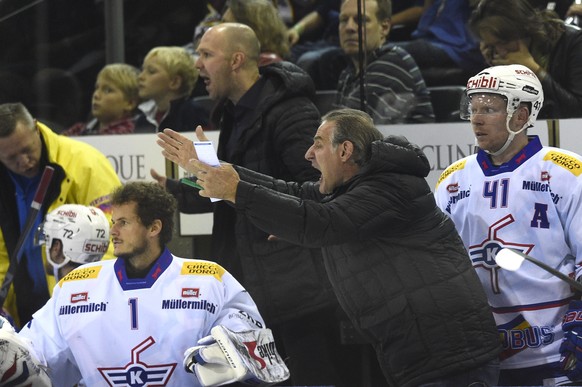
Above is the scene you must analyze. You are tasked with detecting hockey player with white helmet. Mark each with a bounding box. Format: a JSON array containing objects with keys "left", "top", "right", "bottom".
[
  {"left": 0, "top": 203, "right": 107, "bottom": 387},
  {"left": 14, "top": 182, "right": 288, "bottom": 387},
  {"left": 435, "top": 64, "right": 582, "bottom": 385},
  {"left": 459, "top": 63, "right": 544, "bottom": 158},
  {"left": 36, "top": 204, "right": 110, "bottom": 280}
]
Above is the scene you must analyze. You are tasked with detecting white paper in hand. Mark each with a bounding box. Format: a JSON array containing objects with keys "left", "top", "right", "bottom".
[{"left": 194, "top": 141, "right": 222, "bottom": 202}]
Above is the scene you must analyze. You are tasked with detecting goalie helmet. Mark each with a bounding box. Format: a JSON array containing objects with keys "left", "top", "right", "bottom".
[
  {"left": 461, "top": 64, "right": 544, "bottom": 128},
  {"left": 38, "top": 204, "right": 110, "bottom": 269}
]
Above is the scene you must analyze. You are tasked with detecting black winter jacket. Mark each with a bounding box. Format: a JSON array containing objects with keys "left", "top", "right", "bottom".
[
  {"left": 233, "top": 135, "right": 502, "bottom": 387},
  {"left": 168, "top": 61, "right": 337, "bottom": 324}
]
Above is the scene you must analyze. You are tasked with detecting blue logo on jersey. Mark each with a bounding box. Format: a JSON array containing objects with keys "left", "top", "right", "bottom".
[
  {"left": 469, "top": 214, "right": 534, "bottom": 294},
  {"left": 99, "top": 337, "right": 176, "bottom": 386}
]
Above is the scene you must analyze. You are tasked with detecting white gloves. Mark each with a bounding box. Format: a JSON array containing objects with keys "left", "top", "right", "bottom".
[
  {"left": 183, "top": 326, "right": 289, "bottom": 387},
  {"left": 0, "top": 316, "right": 51, "bottom": 386}
]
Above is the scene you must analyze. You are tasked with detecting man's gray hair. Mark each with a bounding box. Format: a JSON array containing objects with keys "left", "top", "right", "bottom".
[
  {"left": 323, "top": 108, "right": 384, "bottom": 166},
  {"left": 0, "top": 103, "right": 34, "bottom": 138}
]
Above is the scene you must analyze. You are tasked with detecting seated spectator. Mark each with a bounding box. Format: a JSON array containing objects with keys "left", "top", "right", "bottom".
[
  {"left": 31, "top": 68, "right": 84, "bottom": 133},
  {"left": 530, "top": 0, "right": 573, "bottom": 19},
  {"left": 566, "top": 0, "right": 582, "bottom": 23},
  {"left": 292, "top": 0, "right": 424, "bottom": 90},
  {"left": 392, "top": 0, "right": 487, "bottom": 87},
  {"left": 287, "top": 0, "right": 341, "bottom": 63},
  {"left": 63, "top": 64, "right": 155, "bottom": 136},
  {"left": 335, "top": 0, "right": 434, "bottom": 124},
  {"left": 390, "top": 0, "right": 425, "bottom": 41},
  {"left": 221, "top": 0, "right": 291, "bottom": 66},
  {"left": 469, "top": 0, "right": 582, "bottom": 118},
  {"left": 138, "top": 46, "right": 210, "bottom": 132}
]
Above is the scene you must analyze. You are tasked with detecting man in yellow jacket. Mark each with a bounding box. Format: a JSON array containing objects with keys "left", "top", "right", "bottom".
[{"left": 0, "top": 102, "right": 121, "bottom": 328}]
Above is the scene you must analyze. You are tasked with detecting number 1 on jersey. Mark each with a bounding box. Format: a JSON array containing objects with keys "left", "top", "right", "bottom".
[{"left": 129, "top": 298, "right": 138, "bottom": 330}]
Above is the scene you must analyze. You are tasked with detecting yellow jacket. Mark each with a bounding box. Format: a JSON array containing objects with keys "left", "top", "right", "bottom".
[{"left": 0, "top": 122, "right": 121, "bottom": 327}]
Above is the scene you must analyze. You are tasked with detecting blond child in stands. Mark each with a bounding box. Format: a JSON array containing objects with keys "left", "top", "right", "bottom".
[
  {"left": 64, "top": 63, "right": 154, "bottom": 135},
  {"left": 138, "top": 46, "right": 209, "bottom": 132}
]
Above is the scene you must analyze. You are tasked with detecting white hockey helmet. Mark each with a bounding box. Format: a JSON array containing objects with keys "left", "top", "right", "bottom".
[
  {"left": 38, "top": 204, "right": 110, "bottom": 269},
  {"left": 461, "top": 64, "right": 544, "bottom": 127}
]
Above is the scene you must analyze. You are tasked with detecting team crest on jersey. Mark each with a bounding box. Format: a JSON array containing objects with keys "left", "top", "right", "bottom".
[
  {"left": 181, "top": 261, "right": 225, "bottom": 281},
  {"left": 469, "top": 215, "right": 534, "bottom": 294},
  {"left": 59, "top": 266, "right": 102, "bottom": 286},
  {"left": 98, "top": 337, "right": 176, "bottom": 386},
  {"left": 544, "top": 151, "right": 582, "bottom": 176}
]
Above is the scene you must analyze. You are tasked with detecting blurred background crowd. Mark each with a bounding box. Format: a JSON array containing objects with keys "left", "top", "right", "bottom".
[{"left": 0, "top": 0, "right": 580, "bottom": 135}]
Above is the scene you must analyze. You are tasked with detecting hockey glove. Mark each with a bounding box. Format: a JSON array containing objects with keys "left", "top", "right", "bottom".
[
  {"left": 560, "top": 300, "right": 582, "bottom": 382},
  {"left": 0, "top": 316, "right": 51, "bottom": 387},
  {"left": 183, "top": 325, "right": 289, "bottom": 387}
]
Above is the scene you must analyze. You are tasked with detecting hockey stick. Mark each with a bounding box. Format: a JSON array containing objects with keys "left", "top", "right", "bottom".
[
  {"left": 0, "top": 166, "right": 55, "bottom": 309},
  {"left": 495, "top": 248, "right": 582, "bottom": 293}
]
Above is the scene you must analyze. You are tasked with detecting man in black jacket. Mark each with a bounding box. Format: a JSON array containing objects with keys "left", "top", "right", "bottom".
[
  {"left": 150, "top": 23, "right": 351, "bottom": 386},
  {"left": 160, "top": 108, "right": 502, "bottom": 387}
]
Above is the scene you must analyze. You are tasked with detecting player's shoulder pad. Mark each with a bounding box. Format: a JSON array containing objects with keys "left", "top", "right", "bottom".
[
  {"left": 180, "top": 259, "right": 226, "bottom": 282},
  {"left": 59, "top": 263, "right": 104, "bottom": 287},
  {"left": 543, "top": 149, "right": 582, "bottom": 177},
  {"left": 436, "top": 159, "right": 468, "bottom": 189}
]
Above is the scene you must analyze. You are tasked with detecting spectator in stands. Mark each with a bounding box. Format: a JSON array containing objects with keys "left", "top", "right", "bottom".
[
  {"left": 151, "top": 23, "right": 351, "bottom": 386},
  {"left": 392, "top": 0, "right": 486, "bottom": 87},
  {"left": 221, "top": 0, "right": 290, "bottom": 66},
  {"left": 335, "top": 0, "right": 435, "bottom": 124},
  {"left": 287, "top": 0, "right": 341, "bottom": 63},
  {"left": 64, "top": 64, "right": 154, "bottom": 136},
  {"left": 292, "top": 0, "right": 424, "bottom": 90},
  {"left": 566, "top": 0, "right": 582, "bottom": 21},
  {"left": 469, "top": 0, "right": 582, "bottom": 118},
  {"left": 138, "top": 46, "right": 209, "bottom": 131}
]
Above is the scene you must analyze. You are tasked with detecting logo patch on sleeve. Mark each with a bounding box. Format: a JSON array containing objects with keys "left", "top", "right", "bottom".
[
  {"left": 436, "top": 159, "right": 467, "bottom": 188},
  {"left": 59, "top": 266, "right": 102, "bottom": 286},
  {"left": 544, "top": 151, "right": 582, "bottom": 176},
  {"left": 181, "top": 261, "right": 225, "bottom": 281}
]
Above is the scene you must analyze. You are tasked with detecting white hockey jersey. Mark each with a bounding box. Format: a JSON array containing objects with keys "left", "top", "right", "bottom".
[
  {"left": 19, "top": 249, "right": 266, "bottom": 386},
  {"left": 434, "top": 136, "right": 582, "bottom": 370}
]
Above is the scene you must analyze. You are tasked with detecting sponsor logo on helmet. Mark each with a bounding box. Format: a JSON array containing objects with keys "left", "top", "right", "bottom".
[
  {"left": 514, "top": 68, "right": 535, "bottom": 77},
  {"left": 56, "top": 209, "right": 78, "bottom": 218},
  {"left": 71, "top": 292, "right": 88, "bottom": 303},
  {"left": 467, "top": 75, "right": 498, "bottom": 90},
  {"left": 84, "top": 240, "right": 109, "bottom": 253},
  {"left": 522, "top": 85, "right": 539, "bottom": 95},
  {"left": 181, "top": 288, "right": 200, "bottom": 298}
]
